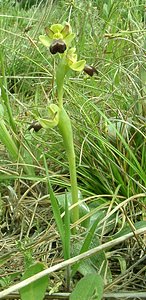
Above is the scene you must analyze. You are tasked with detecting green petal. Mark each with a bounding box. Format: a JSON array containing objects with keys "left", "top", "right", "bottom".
[
  {"left": 70, "top": 60, "right": 86, "bottom": 72},
  {"left": 61, "top": 23, "right": 71, "bottom": 38},
  {"left": 45, "top": 27, "right": 54, "bottom": 38},
  {"left": 50, "top": 24, "right": 64, "bottom": 33},
  {"left": 39, "top": 35, "right": 52, "bottom": 47}
]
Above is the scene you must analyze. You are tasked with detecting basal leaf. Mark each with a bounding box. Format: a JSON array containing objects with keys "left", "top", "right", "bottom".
[
  {"left": 70, "top": 274, "right": 104, "bottom": 300},
  {"left": 19, "top": 262, "right": 48, "bottom": 300}
]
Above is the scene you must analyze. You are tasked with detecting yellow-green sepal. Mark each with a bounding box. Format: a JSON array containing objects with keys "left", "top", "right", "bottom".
[
  {"left": 70, "top": 60, "right": 86, "bottom": 72},
  {"left": 38, "top": 104, "right": 59, "bottom": 129},
  {"left": 64, "top": 33, "right": 75, "bottom": 46},
  {"left": 39, "top": 35, "right": 52, "bottom": 47}
]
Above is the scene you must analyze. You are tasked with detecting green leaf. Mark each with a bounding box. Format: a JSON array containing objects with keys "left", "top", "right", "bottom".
[
  {"left": 56, "top": 191, "right": 90, "bottom": 227},
  {"left": 69, "top": 274, "right": 104, "bottom": 300},
  {"left": 39, "top": 35, "right": 52, "bottom": 47},
  {"left": 43, "top": 155, "right": 65, "bottom": 255},
  {"left": 0, "top": 120, "right": 20, "bottom": 160},
  {"left": 64, "top": 192, "right": 71, "bottom": 260},
  {"left": 0, "top": 104, "right": 4, "bottom": 119},
  {"left": 79, "top": 201, "right": 90, "bottom": 228},
  {"left": 113, "top": 220, "right": 146, "bottom": 239},
  {"left": 71, "top": 217, "right": 100, "bottom": 276},
  {"left": 116, "top": 255, "right": 127, "bottom": 274},
  {"left": 19, "top": 262, "right": 48, "bottom": 300}
]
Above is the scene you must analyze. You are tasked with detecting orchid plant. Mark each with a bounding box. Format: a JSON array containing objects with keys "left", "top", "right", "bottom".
[{"left": 37, "top": 23, "right": 96, "bottom": 228}]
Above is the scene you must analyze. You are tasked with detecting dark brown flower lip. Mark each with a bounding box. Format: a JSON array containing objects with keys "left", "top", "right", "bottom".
[
  {"left": 28, "top": 121, "right": 42, "bottom": 132},
  {"left": 49, "top": 39, "right": 67, "bottom": 54},
  {"left": 83, "top": 64, "right": 98, "bottom": 76}
]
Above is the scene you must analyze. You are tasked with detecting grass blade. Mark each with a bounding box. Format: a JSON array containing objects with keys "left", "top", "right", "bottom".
[{"left": 43, "top": 155, "right": 65, "bottom": 253}]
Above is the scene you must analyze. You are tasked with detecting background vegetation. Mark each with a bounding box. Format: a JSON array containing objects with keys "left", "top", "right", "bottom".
[{"left": 0, "top": 0, "right": 146, "bottom": 299}]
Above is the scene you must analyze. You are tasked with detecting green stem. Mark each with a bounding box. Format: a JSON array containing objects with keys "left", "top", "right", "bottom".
[
  {"left": 56, "top": 59, "right": 68, "bottom": 109},
  {"left": 56, "top": 59, "right": 79, "bottom": 230},
  {"left": 58, "top": 107, "right": 79, "bottom": 227}
]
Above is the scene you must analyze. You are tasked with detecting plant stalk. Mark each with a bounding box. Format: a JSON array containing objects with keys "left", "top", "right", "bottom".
[
  {"left": 56, "top": 60, "right": 79, "bottom": 230},
  {"left": 56, "top": 59, "right": 68, "bottom": 109},
  {"left": 58, "top": 107, "right": 79, "bottom": 228}
]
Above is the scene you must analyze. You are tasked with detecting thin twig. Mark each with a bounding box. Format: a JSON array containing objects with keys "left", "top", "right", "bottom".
[
  {"left": 0, "top": 292, "right": 70, "bottom": 299},
  {"left": 1, "top": 291, "right": 146, "bottom": 299},
  {"left": 103, "top": 291, "right": 146, "bottom": 298}
]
